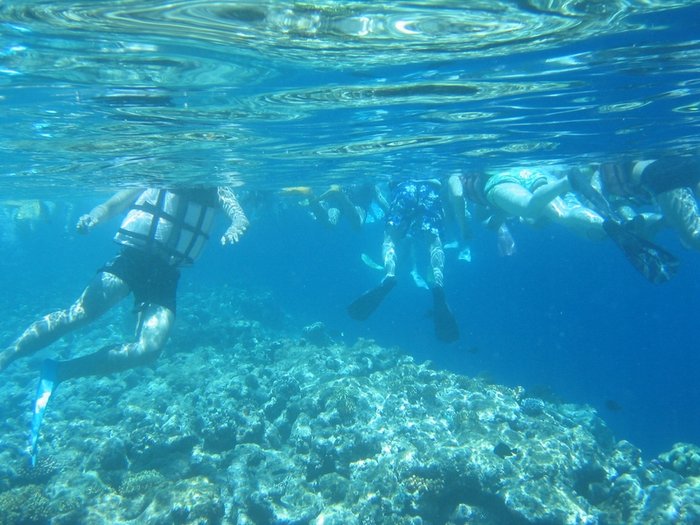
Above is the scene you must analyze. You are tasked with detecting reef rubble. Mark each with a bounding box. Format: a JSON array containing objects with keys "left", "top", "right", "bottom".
[{"left": 1, "top": 311, "right": 699, "bottom": 524}]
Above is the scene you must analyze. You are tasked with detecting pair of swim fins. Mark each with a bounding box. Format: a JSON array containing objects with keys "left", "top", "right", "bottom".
[
  {"left": 567, "top": 169, "right": 679, "bottom": 284},
  {"left": 347, "top": 278, "right": 459, "bottom": 342}
]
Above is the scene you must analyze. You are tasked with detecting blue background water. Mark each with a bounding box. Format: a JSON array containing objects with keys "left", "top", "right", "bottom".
[{"left": 2, "top": 2, "right": 700, "bottom": 460}]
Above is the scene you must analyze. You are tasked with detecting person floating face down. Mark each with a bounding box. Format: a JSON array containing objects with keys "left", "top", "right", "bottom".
[
  {"left": 314, "top": 183, "right": 391, "bottom": 230},
  {"left": 0, "top": 187, "right": 249, "bottom": 464},
  {"left": 348, "top": 179, "right": 460, "bottom": 343},
  {"left": 282, "top": 183, "right": 390, "bottom": 230},
  {"left": 454, "top": 164, "right": 682, "bottom": 283},
  {"left": 482, "top": 166, "right": 607, "bottom": 240}
]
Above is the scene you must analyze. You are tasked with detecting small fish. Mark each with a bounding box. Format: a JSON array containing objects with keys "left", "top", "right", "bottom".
[
  {"left": 524, "top": 385, "right": 562, "bottom": 404},
  {"left": 494, "top": 442, "right": 517, "bottom": 458},
  {"left": 605, "top": 399, "right": 623, "bottom": 412}
]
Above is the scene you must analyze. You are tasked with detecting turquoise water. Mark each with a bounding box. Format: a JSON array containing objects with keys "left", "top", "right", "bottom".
[
  {"left": 2, "top": 2, "right": 700, "bottom": 523},
  {"left": 2, "top": 1, "right": 700, "bottom": 191}
]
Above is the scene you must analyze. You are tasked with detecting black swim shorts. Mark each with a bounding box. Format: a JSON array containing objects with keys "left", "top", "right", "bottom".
[
  {"left": 642, "top": 157, "right": 700, "bottom": 195},
  {"left": 101, "top": 247, "right": 180, "bottom": 314}
]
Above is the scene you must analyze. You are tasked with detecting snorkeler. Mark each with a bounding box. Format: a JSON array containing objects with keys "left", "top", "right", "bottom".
[
  {"left": 283, "top": 182, "right": 390, "bottom": 230},
  {"left": 480, "top": 166, "right": 606, "bottom": 239},
  {"left": 597, "top": 157, "right": 700, "bottom": 252},
  {"left": 454, "top": 164, "right": 677, "bottom": 283},
  {"left": 315, "top": 183, "right": 389, "bottom": 230},
  {"left": 448, "top": 166, "right": 605, "bottom": 257},
  {"left": 0, "top": 187, "right": 249, "bottom": 464},
  {"left": 348, "top": 179, "right": 460, "bottom": 343},
  {"left": 447, "top": 171, "right": 516, "bottom": 257}
]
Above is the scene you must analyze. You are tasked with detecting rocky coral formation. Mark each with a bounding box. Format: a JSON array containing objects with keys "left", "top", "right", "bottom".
[{"left": 0, "top": 289, "right": 698, "bottom": 524}]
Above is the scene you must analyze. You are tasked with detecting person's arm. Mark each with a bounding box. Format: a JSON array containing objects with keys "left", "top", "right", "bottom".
[
  {"left": 447, "top": 174, "right": 472, "bottom": 240},
  {"left": 218, "top": 187, "right": 249, "bottom": 245},
  {"left": 76, "top": 188, "right": 142, "bottom": 234}
]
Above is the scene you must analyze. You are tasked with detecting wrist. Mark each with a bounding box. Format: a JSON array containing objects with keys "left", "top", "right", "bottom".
[{"left": 90, "top": 204, "right": 108, "bottom": 221}]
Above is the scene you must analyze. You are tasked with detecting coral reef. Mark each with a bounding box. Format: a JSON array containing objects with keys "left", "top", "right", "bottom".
[
  {"left": 0, "top": 288, "right": 698, "bottom": 524},
  {"left": 0, "top": 485, "right": 52, "bottom": 525}
]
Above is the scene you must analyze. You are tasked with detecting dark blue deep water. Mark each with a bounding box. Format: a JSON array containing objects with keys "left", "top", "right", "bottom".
[{"left": 2, "top": 1, "right": 700, "bottom": 466}]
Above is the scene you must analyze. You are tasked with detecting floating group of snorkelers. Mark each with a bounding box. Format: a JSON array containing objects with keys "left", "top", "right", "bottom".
[
  {"left": 281, "top": 157, "right": 698, "bottom": 344},
  {"left": 1, "top": 156, "right": 698, "bottom": 465}
]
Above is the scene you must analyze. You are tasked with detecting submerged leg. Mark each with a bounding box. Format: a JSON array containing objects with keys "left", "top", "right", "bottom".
[
  {"left": 427, "top": 234, "right": 458, "bottom": 342},
  {"left": 54, "top": 304, "right": 174, "bottom": 381},
  {"left": 655, "top": 187, "right": 700, "bottom": 251},
  {"left": 428, "top": 235, "right": 445, "bottom": 289},
  {"left": 1, "top": 272, "right": 130, "bottom": 372},
  {"left": 488, "top": 178, "right": 571, "bottom": 220},
  {"left": 545, "top": 195, "right": 606, "bottom": 240},
  {"left": 348, "top": 232, "right": 398, "bottom": 321},
  {"left": 382, "top": 232, "right": 397, "bottom": 280},
  {"left": 29, "top": 304, "right": 173, "bottom": 465}
]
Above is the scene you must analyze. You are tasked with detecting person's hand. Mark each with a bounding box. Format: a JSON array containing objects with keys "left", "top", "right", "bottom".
[
  {"left": 76, "top": 214, "right": 97, "bottom": 234},
  {"left": 221, "top": 221, "right": 248, "bottom": 245}
]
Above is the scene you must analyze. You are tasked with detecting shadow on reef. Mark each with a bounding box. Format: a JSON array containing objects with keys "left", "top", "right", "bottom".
[{"left": 0, "top": 287, "right": 699, "bottom": 524}]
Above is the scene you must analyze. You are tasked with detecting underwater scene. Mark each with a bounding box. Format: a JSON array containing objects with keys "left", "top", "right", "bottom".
[{"left": 2, "top": 1, "right": 700, "bottom": 524}]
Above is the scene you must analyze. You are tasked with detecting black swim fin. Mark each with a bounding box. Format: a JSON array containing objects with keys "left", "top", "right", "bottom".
[
  {"left": 432, "top": 287, "right": 460, "bottom": 342},
  {"left": 567, "top": 168, "right": 618, "bottom": 220},
  {"left": 568, "top": 167, "right": 679, "bottom": 284},
  {"left": 603, "top": 220, "right": 679, "bottom": 284},
  {"left": 348, "top": 277, "right": 396, "bottom": 320}
]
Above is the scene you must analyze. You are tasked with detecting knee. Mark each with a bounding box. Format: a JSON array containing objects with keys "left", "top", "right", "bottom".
[
  {"left": 68, "top": 297, "right": 104, "bottom": 325},
  {"left": 139, "top": 332, "right": 168, "bottom": 357},
  {"left": 66, "top": 304, "right": 90, "bottom": 324},
  {"left": 123, "top": 343, "right": 162, "bottom": 367}
]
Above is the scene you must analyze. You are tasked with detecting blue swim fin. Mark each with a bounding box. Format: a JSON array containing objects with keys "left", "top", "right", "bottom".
[{"left": 29, "top": 359, "right": 59, "bottom": 467}]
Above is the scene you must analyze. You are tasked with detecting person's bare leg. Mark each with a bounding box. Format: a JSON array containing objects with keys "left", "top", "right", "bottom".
[
  {"left": 0, "top": 272, "right": 130, "bottom": 372},
  {"left": 382, "top": 232, "right": 397, "bottom": 281},
  {"left": 53, "top": 304, "right": 174, "bottom": 382},
  {"left": 428, "top": 235, "right": 445, "bottom": 289},
  {"left": 427, "top": 233, "right": 459, "bottom": 341},
  {"left": 544, "top": 196, "right": 605, "bottom": 240},
  {"left": 656, "top": 187, "right": 700, "bottom": 250},
  {"left": 489, "top": 178, "right": 571, "bottom": 220}
]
